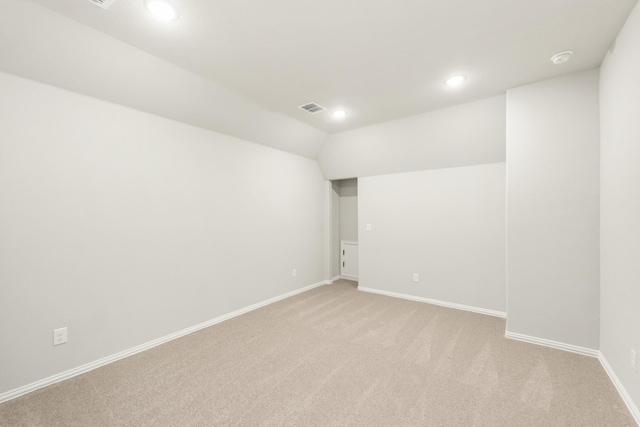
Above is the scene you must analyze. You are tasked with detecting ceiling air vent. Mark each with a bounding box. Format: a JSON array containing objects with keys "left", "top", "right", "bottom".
[
  {"left": 87, "top": 0, "right": 115, "bottom": 9},
  {"left": 298, "top": 102, "right": 326, "bottom": 115}
]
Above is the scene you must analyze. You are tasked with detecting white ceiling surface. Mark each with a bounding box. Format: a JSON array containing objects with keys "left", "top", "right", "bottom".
[
  {"left": 0, "top": 0, "right": 326, "bottom": 159},
  {"left": 24, "top": 0, "right": 637, "bottom": 134}
]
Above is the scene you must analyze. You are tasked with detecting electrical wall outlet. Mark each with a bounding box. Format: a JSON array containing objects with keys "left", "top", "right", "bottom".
[
  {"left": 292, "top": 269, "right": 297, "bottom": 278},
  {"left": 632, "top": 349, "right": 637, "bottom": 373},
  {"left": 413, "top": 273, "right": 419, "bottom": 283},
  {"left": 53, "top": 327, "right": 67, "bottom": 346},
  {"left": 366, "top": 224, "right": 372, "bottom": 232}
]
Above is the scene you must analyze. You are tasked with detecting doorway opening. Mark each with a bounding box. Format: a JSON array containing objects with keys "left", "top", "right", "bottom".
[{"left": 330, "top": 178, "right": 358, "bottom": 285}]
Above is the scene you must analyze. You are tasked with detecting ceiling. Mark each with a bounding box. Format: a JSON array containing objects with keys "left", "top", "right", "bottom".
[{"left": 24, "top": 0, "right": 639, "bottom": 133}]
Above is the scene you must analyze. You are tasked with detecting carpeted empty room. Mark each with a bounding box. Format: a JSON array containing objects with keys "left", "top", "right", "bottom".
[
  {"left": 2, "top": 0, "right": 640, "bottom": 425},
  {"left": 0, "top": 281, "right": 635, "bottom": 426}
]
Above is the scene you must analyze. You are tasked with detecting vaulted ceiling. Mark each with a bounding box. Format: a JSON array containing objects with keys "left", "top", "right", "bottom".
[{"left": 20, "top": 0, "right": 638, "bottom": 134}]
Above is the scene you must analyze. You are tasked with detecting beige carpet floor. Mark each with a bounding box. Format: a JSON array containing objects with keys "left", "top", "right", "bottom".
[{"left": 0, "top": 280, "right": 635, "bottom": 426}]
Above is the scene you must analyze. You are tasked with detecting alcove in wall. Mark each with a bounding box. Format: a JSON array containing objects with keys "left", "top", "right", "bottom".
[{"left": 330, "top": 178, "right": 358, "bottom": 281}]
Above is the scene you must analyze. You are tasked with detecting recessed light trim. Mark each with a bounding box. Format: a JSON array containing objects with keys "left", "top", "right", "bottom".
[
  {"left": 445, "top": 75, "right": 466, "bottom": 87},
  {"left": 333, "top": 110, "right": 347, "bottom": 119},
  {"left": 145, "top": 0, "right": 179, "bottom": 22}
]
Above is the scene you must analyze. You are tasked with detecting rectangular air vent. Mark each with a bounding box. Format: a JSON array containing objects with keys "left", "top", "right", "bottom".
[
  {"left": 298, "top": 102, "right": 326, "bottom": 115},
  {"left": 87, "top": 0, "right": 115, "bottom": 9}
]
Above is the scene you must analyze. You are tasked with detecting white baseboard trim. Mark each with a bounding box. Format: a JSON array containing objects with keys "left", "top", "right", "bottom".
[
  {"left": 325, "top": 276, "right": 342, "bottom": 284},
  {"left": 504, "top": 334, "right": 638, "bottom": 424},
  {"left": 340, "top": 275, "right": 359, "bottom": 282},
  {"left": 504, "top": 331, "right": 599, "bottom": 357},
  {"left": 598, "top": 352, "right": 640, "bottom": 426},
  {"left": 358, "top": 287, "right": 506, "bottom": 318},
  {"left": 0, "top": 280, "right": 327, "bottom": 404}
]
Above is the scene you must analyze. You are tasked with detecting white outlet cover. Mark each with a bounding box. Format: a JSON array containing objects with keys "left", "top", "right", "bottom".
[
  {"left": 366, "top": 224, "right": 372, "bottom": 232},
  {"left": 292, "top": 269, "right": 297, "bottom": 278},
  {"left": 413, "top": 273, "right": 419, "bottom": 283},
  {"left": 53, "top": 327, "right": 68, "bottom": 346}
]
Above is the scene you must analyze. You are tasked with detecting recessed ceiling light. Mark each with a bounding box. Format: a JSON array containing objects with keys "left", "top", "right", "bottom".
[
  {"left": 333, "top": 110, "right": 347, "bottom": 119},
  {"left": 550, "top": 51, "right": 573, "bottom": 65},
  {"left": 145, "top": 0, "right": 179, "bottom": 22},
  {"left": 445, "top": 75, "right": 466, "bottom": 87}
]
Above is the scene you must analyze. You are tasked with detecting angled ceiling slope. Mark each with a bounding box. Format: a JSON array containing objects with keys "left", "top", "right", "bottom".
[
  {"left": 21, "top": 0, "right": 638, "bottom": 133},
  {"left": 0, "top": 0, "right": 327, "bottom": 159}
]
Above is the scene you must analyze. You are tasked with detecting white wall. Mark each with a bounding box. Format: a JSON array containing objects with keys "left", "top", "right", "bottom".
[
  {"left": 506, "top": 69, "right": 600, "bottom": 349},
  {"left": 318, "top": 95, "right": 506, "bottom": 180},
  {"left": 358, "top": 163, "right": 506, "bottom": 312},
  {"left": 0, "top": 0, "right": 326, "bottom": 160},
  {"left": 338, "top": 179, "right": 358, "bottom": 244},
  {"left": 0, "top": 72, "right": 326, "bottom": 395},
  {"left": 600, "top": 1, "right": 640, "bottom": 413},
  {"left": 339, "top": 197, "right": 358, "bottom": 243}
]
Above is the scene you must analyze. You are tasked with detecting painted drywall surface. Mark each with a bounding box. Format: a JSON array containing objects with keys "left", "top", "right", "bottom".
[
  {"left": 0, "top": 0, "right": 326, "bottom": 160},
  {"left": 506, "top": 69, "right": 600, "bottom": 349},
  {"left": 339, "top": 197, "right": 358, "bottom": 243},
  {"left": 338, "top": 178, "right": 358, "bottom": 197},
  {"left": 318, "top": 95, "right": 506, "bottom": 180},
  {"left": 338, "top": 179, "right": 359, "bottom": 244},
  {"left": 0, "top": 72, "right": 325, "bottom": 394},
  {"left": 358, "top": 163, "right": 506, "bottom": 312},
  {"left": 600, "top": 1, "right": 640, "bottom": 410}
]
